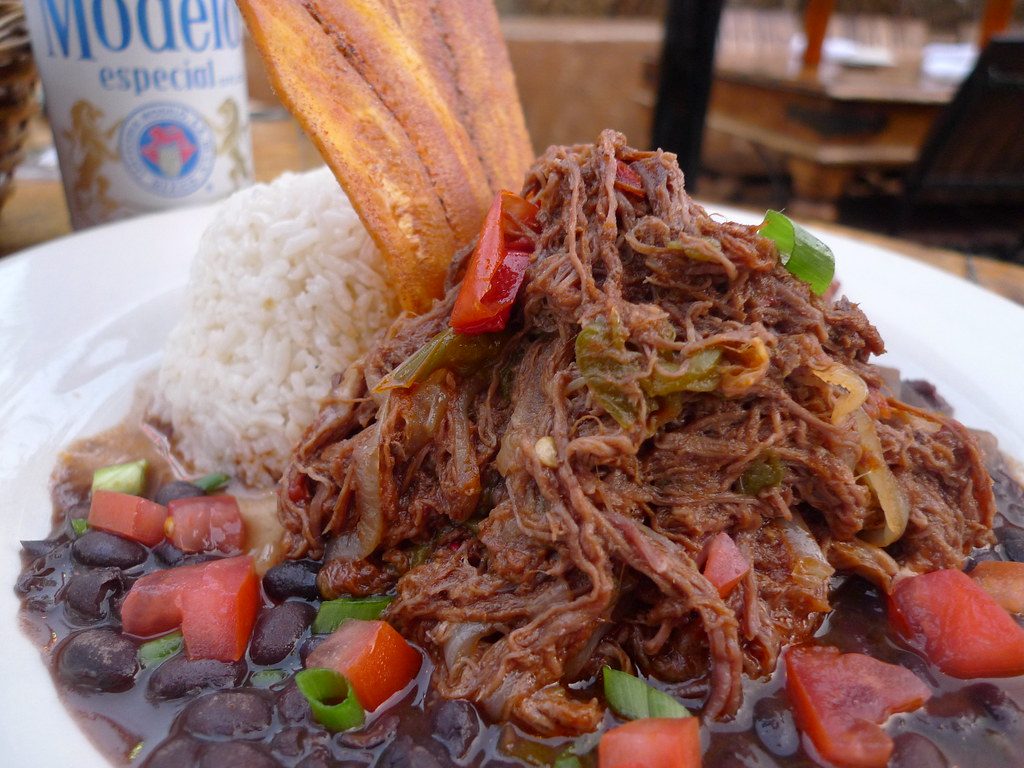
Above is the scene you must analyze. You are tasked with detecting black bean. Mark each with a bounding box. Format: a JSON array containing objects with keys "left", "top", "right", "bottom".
[
  {"left": 298, "top": 749, "right": 367, "bottom": 768},
  {"left": 72, "top": 531, "right": 148, "bottom": 568},
  {"left": 57, "top": 628, "right": 138, "bottom": 692},
  {"left": 143, "top": 736, "right": 201, "bottom": 768},
  {"left": 182, "top": 690, "right": 273, "bottom": 739},
  {"left": 263, "top": 560, "right": 320, "bottom": 601},
  {"left": 999, "top": 527, "right": 1024, "bottom": 563},
  {"left": 197, "top": 741, "right": 281, "bottom": 768},
  {"left": 152, "top": 540, "right": 187, "bottom": 566},
  {"left": 299, "top": 635, "right": 327, "bottom": 665},
  {"left": 335, "top": 714, "right": 398, "bottom": 749},
  {"left": 276, "top": 681, "right": 311, "bottom": 723},
  {"left": 63, "top": 567, "right": 124, "bottom": 620},
  {"left": 21, "top": 539, "right": 58, "bottom": 558},
  {"left": 753, "top": 697, "right": 800, "bottom": 757},
  {"left": 250, "top": 602, "right": 317, "bottom": 665},
  {"left": 431, "top": 699, "right": 481, "bottom": 760},
  {"left": 147, "top": 655, "right": 246, "bottom": 700},
  {"left": 889, "top": 733, "right": 949, "bottom": 768},
  {"left": 270, "top": 726, "right": 321, "bottom": 759},
  {"left": 711, "top": 740, "right": 782, "bottom": 768},
  {"left": 154, "top": 481, "right": 205, "bottom": 506},
  {"left": 966, "top": 682, "right": 1024, "bottom": 729},
  {"left": 377, "top": 736, "right": 445, "bottom": 768}
]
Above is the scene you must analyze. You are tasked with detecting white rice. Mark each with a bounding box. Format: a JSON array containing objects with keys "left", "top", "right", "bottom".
[{"left": 155, "top": 167, "right": 399, "bottom": 487}]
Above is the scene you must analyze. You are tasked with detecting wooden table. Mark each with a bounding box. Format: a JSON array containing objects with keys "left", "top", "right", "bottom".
[
  {"left": 708, "top": 55, "right": 957, "bottom": 222},
  {"left": 2, "top": 113, "right": 1023, "bottom": 307}
]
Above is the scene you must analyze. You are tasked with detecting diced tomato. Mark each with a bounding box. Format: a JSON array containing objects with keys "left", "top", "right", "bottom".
[
  {"left": 306, "top": 619, "right": 422, "bottom": 711},
  {"left": 166, "top": 495, "right": 245, "bottom": 554},
  {"left": 287, "top": 471, "right": 310, "bottom": 504},
  {"left": 121, "top": 556, "right": 259, "bottom": 662},
  {"left": 890, "top": 568, "right": 1024, "bottom": 678},
  {"left": 701, "top": 533, "right": 751, "bottom": 598},
  {"left": 88, "top": 490, "right": 167, "bottom": 546},
  {"left": 785, "top": 645, "right": 930, "bottom": 768},
  {"left": 614, "top": 160, "right": 645, "bottom": 197},
  {"left": 450, "top": 190, "right": 540, "bottom": 335},
  {"left": 179, "top": 557, "right": 260, "bottom": 661},
  {"left": 970, "top": 560, "right": 1024, "bottom": 614},
  {"left": 598, "top": 717, "right": 701, "bottom": 768}
]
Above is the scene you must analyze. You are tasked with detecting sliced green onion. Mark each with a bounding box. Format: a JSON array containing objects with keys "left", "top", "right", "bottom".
[
  {"left": 295, "top": 668, "right": 364, "bottom": 732},
  {"left": 313, "top": 596, "right": 393, "bottom": 634},
  {"left": 138, "top": 630, "right": 183, "bottom": 668},
  {"left": 250, "top": 669, "right": 288, "bottom": 688},
  {"left": 759, "top": 210, "right": 835, "bottom": 295},
  {"left": 70, "top": 518, "right": 89, "bottom": 536},
  {"left": 553, "top": 751, "right": 584, "bottom": 768},
  {"left": 92, "top": 459, "right": 148, "bottom": 495},
  {"left": 602, "top": 667, "right": 690, "bottom": 720},
  {"left": 193, "top": 472, "right": 230, "bottom": 493}
]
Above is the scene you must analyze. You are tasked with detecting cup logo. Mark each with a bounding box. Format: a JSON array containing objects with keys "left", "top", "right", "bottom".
[{"left": 120, "top": 102, "right": 215, "bottom": 197}]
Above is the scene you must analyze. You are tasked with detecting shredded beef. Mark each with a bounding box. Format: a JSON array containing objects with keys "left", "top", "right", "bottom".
[{"left": 278, "top": 131, "right": 996, "bottom": 735}]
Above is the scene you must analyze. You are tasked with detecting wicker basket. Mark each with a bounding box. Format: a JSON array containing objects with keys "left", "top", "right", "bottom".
[{"left": 0, "top": 1, "right": 37, "bottom": 212}]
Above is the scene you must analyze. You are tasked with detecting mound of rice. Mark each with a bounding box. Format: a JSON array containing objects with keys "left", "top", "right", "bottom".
[{"left": 155, "top": 167, "right": 399, "bottom": 487}]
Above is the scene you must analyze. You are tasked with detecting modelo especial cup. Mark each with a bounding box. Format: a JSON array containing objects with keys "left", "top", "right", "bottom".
[{"left": 23, "top": 0, "right": 253, "bottom": 229}]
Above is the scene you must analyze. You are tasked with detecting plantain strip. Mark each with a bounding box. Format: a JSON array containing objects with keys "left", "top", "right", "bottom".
[
  {"left": 430, "top": 0, "right": 535, "bottom": 191},
  {"left": 304, "top": 0, "right": 493, "bottom": 245}
]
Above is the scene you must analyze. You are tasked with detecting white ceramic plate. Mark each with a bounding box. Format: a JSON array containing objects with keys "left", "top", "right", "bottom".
[{"left": 1, "top": 201, "right": 1023, "bottom": 767}]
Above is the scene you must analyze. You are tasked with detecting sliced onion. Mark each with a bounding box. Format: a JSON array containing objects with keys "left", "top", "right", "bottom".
[
  {"left": 443, "top": 621, "right": 493, "bottom": 672},
  {"left": 780, "top": 515, "right": 834, "bottom": 612},
  {"left": 813, "top": 363, "right": 868, "bottom": 425},
  {"left": 326, "top": 419, "right": 385, "bottom": 562},
  {"left": 854, "top": 410, "right": 909, "bottom": 547}
]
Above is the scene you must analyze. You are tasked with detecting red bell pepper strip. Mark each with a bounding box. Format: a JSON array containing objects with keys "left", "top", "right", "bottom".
[
  {"left": 785, "top": 645, "right": 930, "bottom": 768},
  {"left": 306, "top": 619, "right": 422, "bottom": 711},
  {"left": 889, "top": 568, "right": 1024, "bottom": 678},
  {"left": 166, "top": 494, "right": 246, "bottom": 554},
  {"left": 598, "top": 717, "right": 702, "bottom": 768},
  {"left": 121, "top": 555, "right": 260, "bottom": 662},
  {"left": 88, "top": 490, "right": 167, "bottom": 547},
  {"left": 450, "top": 190, "right": 539, "bottom": 335},
  {"left": 701, "top": 532, "right": 751, "bottom": 598},
  {"left": 614, "top": 160, "right": 644, "bottom": 197},
  {"left": 970, "top": 560, "right": 1024, "bottom": 614}
]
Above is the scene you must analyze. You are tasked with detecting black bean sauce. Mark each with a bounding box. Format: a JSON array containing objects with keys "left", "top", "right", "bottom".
[{"left": 16, "top": 447, "right": 1024, "bottom": 767}]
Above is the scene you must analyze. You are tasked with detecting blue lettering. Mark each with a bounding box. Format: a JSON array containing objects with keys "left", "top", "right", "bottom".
[
  {"left": 220, "top": 0, "right": 240, "bottom": 48},
  {"left": 93, "top": 0, "right": 130, "bottom": 51},
  {"left": 40, "top": 0, "right": 92, "bottom": 60},
  {"left": 138, "top": 0, "right": 176, "bottom": 52},
  {"left": 179, "top": 0, "right": 209, "bottom": 52}
]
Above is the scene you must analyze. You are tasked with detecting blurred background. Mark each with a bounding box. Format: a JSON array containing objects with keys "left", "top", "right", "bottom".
[{"left": 2, "top": 0, "right": 1022, "bottom": 277}]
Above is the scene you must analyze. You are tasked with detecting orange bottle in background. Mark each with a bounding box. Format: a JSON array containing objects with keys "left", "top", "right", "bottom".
[{"left": 802, "top": 0, "right": 836, "bottom": 69}]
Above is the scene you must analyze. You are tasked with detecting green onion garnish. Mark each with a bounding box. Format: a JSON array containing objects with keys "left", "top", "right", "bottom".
[
  {"left": 193, "top": 472, "right": 230, "bottom": 493},
  {"left": 553, "top": 751, "right": 583, "bottom": 768},
  {"left": 92, "top": 459, "right": 148, "bottom": 496},
  {"left": 602, "top": 667, "right": 691, "bottom": 720},
  {"left": 295, "top": 668, "right": 364, "bottom": 732},
  {"left": 759, "top": 210, "right": 835, "bottom": 295},
  {"left": 250, "top": 669, "right": 288, "bottom": 688},
  {"left": 70, "top": 518, "right": 89, "bottom": 536},
  {"left": 138, "top": 630, "right": 183, "bottom": 668},
  {"left": 313, "top": 596, "right": 393, "bottom": 635}
]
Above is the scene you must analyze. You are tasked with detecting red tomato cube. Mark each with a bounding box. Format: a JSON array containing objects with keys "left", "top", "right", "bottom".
[
  {"left": 167, "top": 495, "right": 245, "bottom": 554},
  {"left": 121, "top": 555, "right": 259, "bottom": 662},
  {"left": 306, "top": 619, "right": 422, "bottom": 711},
  {"left": 598, "top": 717, "right": 702, "bottom": 768},
  {"left": 88, "top": 490, "right": 167, "bottom": 546},
  {"left": 890, "top": 569, "right": 1024, "bottom": 678}
]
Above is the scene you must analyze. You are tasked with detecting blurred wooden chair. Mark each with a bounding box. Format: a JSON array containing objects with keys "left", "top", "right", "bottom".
[{"left": 898, "top": 35, "right": 1024, "bottom": 232}]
